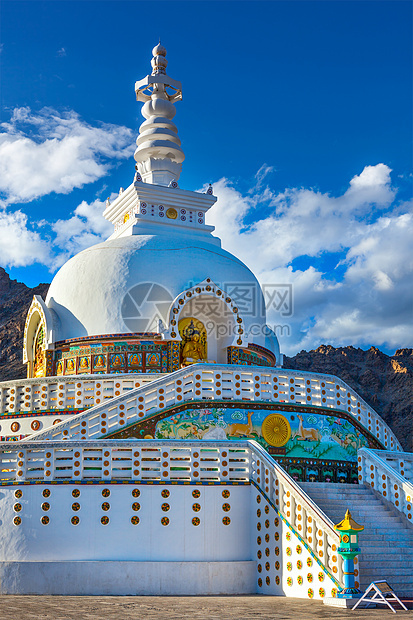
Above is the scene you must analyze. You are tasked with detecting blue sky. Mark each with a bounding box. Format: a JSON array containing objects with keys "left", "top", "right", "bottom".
[{"left": 0, "top": 1, "right": 412, "bottom": 355}]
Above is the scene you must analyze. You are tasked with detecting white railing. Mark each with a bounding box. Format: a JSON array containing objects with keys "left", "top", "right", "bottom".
[
  {"left": 0, "top": 373, "right": 161, "bottom": 415},
  {"left": 23, "top": 364, "right": 401, "bottom": 450},
  {"left": 0, "top": 437, "right": 343, "bottom": 584},
  {"left": 251, "top": 441, "right": 343, "bottom": 583},
  {"left": 358, "top": 447, "right": 413, "bottom": 522}
]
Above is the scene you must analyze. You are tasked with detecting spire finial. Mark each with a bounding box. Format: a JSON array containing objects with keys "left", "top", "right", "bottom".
[{"left": 134, "top": 44, "right": 184, "bottom": 186}]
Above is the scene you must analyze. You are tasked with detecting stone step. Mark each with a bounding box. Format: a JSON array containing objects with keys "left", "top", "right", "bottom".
[
  {"left": 361, "top": 536, "right": 413, "bottom": 543},
  {"left": 360, "top": 574, "right": 413, "bottom": 584},
  {"left": 358, "top": 567, "right": 413, "bottom": 576},
  {"left": 300, "top": 491, "right": 368, "bottom": 497},
  {"left": 358, "top": 549, "right": 413, "bottom": 558},
  {"left": 359, "top": 559, "right": 413, "bottom": 567}
]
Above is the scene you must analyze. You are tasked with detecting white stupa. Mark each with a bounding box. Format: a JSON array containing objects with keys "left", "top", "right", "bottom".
[{"left": 24, "top": 43, "right": 281, "bottom": 378}]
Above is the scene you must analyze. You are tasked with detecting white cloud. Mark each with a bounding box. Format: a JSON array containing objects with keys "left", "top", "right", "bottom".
[
  {"left": 0, "top": 210, "right": 50, "bottom": 267},
  {"left": 57, "top": 47, "right": 67, "bottom": 57},
  {"left": 206, "top": 165, "right": 412, "bottom": 355},
  {"left": 51, "top": 197, "right": 114, "bottom": 267},
  {"left": 0, "top": 107, "right": 134, "bottom": 206}
]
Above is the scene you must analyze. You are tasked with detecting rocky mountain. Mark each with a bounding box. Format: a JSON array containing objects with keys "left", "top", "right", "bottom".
[
  {"left": 0, "top": 268, "right": 49, "bottom": 381},
  {"left": 0, "top": 269, "right": 411, "bottom": 450},
  {"left": 284, "top": 345, "right": 413, "bottom": 451}
]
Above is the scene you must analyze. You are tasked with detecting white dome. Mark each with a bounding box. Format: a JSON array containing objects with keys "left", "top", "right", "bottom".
[{"left": 46, "top": 234, "right": 278, "bottom": 357}]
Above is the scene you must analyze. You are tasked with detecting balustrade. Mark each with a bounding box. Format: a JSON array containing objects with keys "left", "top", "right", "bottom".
[
  {"left": 19, "top": 364, "right": 400, "bottom": 450},
  {"left": 358, "top": 447, "right": 413, "bottom": 522}
]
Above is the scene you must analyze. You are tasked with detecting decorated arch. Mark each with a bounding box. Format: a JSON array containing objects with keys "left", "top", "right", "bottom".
[{"left": 23, "top": 295, "right": 54, "bottom": 378}]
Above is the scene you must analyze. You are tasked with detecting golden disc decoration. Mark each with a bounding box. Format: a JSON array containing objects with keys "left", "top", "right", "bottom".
[
  {"left": 166, "top": 208, "right": 178, "bottom": 219},
  {"left": 261, "top": 414, "right": 291, "bottom": 447}
]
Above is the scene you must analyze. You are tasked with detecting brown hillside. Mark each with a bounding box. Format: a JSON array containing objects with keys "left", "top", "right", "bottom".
[{"left": 0, "top": 268, "right": 49, "bottom": 381}]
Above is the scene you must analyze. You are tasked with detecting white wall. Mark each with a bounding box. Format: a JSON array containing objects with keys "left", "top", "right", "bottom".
[{"left": 0, "top": 483, "right": 250, "bottom": 562}]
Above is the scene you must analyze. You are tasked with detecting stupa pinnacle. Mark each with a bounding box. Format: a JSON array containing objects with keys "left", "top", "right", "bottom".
[{"left": 134, "top": 43, "right": 185, "bottom": 186}]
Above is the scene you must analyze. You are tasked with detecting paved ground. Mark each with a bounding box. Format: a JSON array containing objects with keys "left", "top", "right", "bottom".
[{"left": 0, "top": 596, "right": 411, "bottom": 620}]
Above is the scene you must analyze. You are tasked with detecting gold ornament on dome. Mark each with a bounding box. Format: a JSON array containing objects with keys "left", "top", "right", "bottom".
[
  {"left": 166, "top": 208, "right": 178, "bottom": 219},
  {"left": 261, "top": 414, "right": 291, "bottom": 447}
]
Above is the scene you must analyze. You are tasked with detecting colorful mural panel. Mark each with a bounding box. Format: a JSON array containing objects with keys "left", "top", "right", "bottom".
[{"left": 154, "top": 408, "right": 368, "bottom": 462}]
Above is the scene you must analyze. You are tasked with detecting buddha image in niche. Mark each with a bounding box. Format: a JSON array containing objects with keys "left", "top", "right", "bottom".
[
  {"left": 179, "top": 318, "right": 207, "bottom": 366},
  {"left": 111, "top": 354, "right": 123, "bottom": 367},
  {"left": 79, "top": 357, "right": 89, "bottom": 370},
  {"left": 129, "top": 353, "right": 142, "bottom": 366},
  {"left": 94, "top": 355, "right": 106, "bottom": 369}
]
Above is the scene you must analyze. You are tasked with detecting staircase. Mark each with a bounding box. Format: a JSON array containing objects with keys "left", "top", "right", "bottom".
[{"left": 300, "top": 481, "right": 413, "bottom": 597}]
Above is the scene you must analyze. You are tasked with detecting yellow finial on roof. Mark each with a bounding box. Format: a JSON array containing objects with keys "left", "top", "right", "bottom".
[{"left": 334, "top": 509, "right": 364, "bottom": 532}]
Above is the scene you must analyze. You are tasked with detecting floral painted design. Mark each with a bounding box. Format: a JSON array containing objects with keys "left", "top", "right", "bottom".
[
  {"left": 297, "top": 560, "right": 302, "bottom": 570},
  {"left": 192, "top": 517, "right": 200, "bottom": 526},
  {"left": 319, "top": 588, "right": 325, "bottom": 598},
  {"left": 286, "top": 547, "right": 292, "bottom": 556},
  {"left": 296, "top": 544, "right": 302, "bottom": 554},
  {"left": 41, "top": 516, "right": 49, "bottom": 525},
  {"left": 222, "top": 490, "right": 230, "bottom": 498},
  {"left": 318, "top": 572, "right": 325, "bottom": 582},
  {"left": 72, "top": 489, "right": 80, "bottom": 498},
  {"left": 275, "top": 576, "right": 280, "bottom": 585},
  {"left": 287, "top": 562, "right": 292, "bottom": 572},
  {"left": 222, "top": 503, "right": 231, "bottom": 512},
  {"left": 287, "top": 577, "right": 293, "bottom": 587},
  {"left": 101, "top": 489, "right": 110, "bottom": 498},
  {"left": 13, "top": 516, "right": 21, "bottom": 526},
  {"left": 286, "top": 531, "right": 291, "bottom": 541},
  {"left": 192, "top": 489, "right": 201, "bottom": 498},
  {"left": 308, "top": 588, "right": 314, "bottom": 598},
  {"left": 161, "top": 517, "right": 169, "bottom": 526},
  {"left": 132, "top": 502, "right": 140, "bottom": 511},
  {"left": 15, "top": 489, "right": 23, "bottom": 499},
  {"left": 131, "top": 516, "right": 140, "bottom": 525},
  {"left": 307, "top": 557, "right": 312, "bottom": 567},
  {"left": 161, "top": 489, "right": 170, "bottom": 498},
  {"left": 101, "top": 516, "right": 109, "bottom": 525},
  {"left": 298, "top": 575, "right": 303, "bottom": 585},
  {"left": 307, "top": 573, "right": 313, "bottom": 583},
  {"left": 222, "top": 516, "right": 231, "bottom": 525},
  {"left": 192, "top": 503, "right": 201, "bottom": 512},
  {"left": 132, "top": 488, "right": 140, "bottom": 498},
  {"left": 71, "top": 516, "right": 79, "bottom": 525}
]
